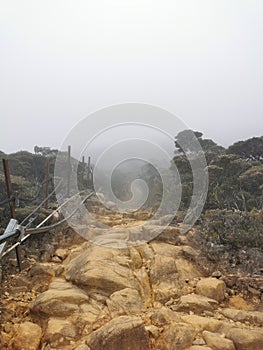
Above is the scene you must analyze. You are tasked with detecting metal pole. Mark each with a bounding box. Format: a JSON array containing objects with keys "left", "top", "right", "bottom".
[
  {"left": 67, "top": 145, "right": 71, "bottom": 197},
  {"left": 44, "top": 159, "right": 50, "bottom": 209},
  {"left": 15, "top": 245, "right": 22, "bottom": 272}
]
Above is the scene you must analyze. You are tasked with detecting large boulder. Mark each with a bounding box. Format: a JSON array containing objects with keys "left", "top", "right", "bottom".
[
  {"left": 30, "top": 278, "right": 89, "bottom": 316},
  {"left": 85, "top": 316, "right": 150, "bottom": 350},
  {"left": 29, "top": 262, "right": 55, "bottom": 278},
  {"left": 150, "top": 254, "right": 180, "bottom": 303},
  {"left": 221, "top": 308, "right": 263, "bottom": 326},
  {"left": 64, "top": 246, "right": 138, "bottom": 295},
  {"left": 226, "top": 327, "right": 263, "bottom": 350},
  {"left": 150, "top": 307, "right": 181, "bottom": 326},
  {"left": 172, "top": 293, "right": 218, "bottom": 314},
  {"left": 157, "top": 322, "right": 195, "bottom": 350},
  {"left": 196, "top": 278, "right": 226, "bottom": 302},
  {"left": 202, "top": 330, "right": 235, "bottom": 350},
  {"left": 150, "top": 254, "right": 178, "bottom": 285},
  {"left": 181, "top": 315, "right": 224, "bottom": 334},
  {"left": 149, "top": 243, "right": 200, "bottom": 303},
  {"left": 11, "top": 322, "right": 42, "bottom": 350},
  {"left": 28, "top": 262, "right": 55, "bottom": 292},
  {"left": 106, "top": 288, "right": 144, "bottom": 317},
  {"left": 175, "top": 258, "right": 201, "bottom": 282},
  {"left": 45, "top": 318, "right": 77, "bottom": 344}
]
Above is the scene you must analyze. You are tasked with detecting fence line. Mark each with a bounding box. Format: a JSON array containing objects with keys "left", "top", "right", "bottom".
[{"left": 0, "top": 146, "right": 93, "bottom": 272}]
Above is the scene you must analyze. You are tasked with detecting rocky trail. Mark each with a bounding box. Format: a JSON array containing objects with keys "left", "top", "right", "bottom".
[{"left": 0, "top": 197, "right": 263, "bottom": 350}]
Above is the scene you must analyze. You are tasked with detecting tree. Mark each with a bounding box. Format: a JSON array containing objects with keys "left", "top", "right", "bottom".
[
  {"left": 227, "top": 136, "right": 263, "bottom": 163},
  {"left": 239, "top": 164, "right": 263, "bottom": 209},
  {"left": 172, "top": 132, "right": 263, "bottom": 211},
  {"left": 174, "top": 130, "right": 203, "bottom": 154},
  {"left": 173, "top": 130, "right": 225, "bottom": 210},
  {"left": 206, "top": 155, "right": 254, "bottom": 210},
  {"left": 174, "top": 129, "right": 225, "bottom": 164}
]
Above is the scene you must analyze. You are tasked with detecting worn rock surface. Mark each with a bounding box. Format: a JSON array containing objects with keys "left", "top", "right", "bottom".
[
  {"left": 225, "top": 327, "right": 263, "bottom": 350},
  {"left": 171, "top": 293, "right": 218, "bottom": 314},
  {"left": 221, "top": 307, "right": 263, "bottom": 326},
  {"left": 156, "top": 322, "right": 195, "bottom": 350},
  {"left": 202, "top": 330, "right": 235, "bottom": 350},
  {"left": 30, "top": 278, "right": 90, "bottom": 317},
  {"left": 45, "top": 318, "right": 77, "bottom": 344},
  {"left": 196, "top": 277, "right": 226, "bottom": 302},
  {"left": 86, "top": 316, "right": 150, "bottom": 350},
  {"left": 1, "top": 202, "right": 263, "bottom": 350},
  {"left": 11, "top": 322, "right": 42, "bottom": 350}
]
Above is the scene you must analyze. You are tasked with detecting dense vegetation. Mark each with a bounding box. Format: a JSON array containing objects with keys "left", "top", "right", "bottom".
[
  {"left": 1, "top": 133, "right": 262, "bottom": 255},
  {"left": 173, "top": 131, "right": 263, "bottom": 212},
  {"left": 141, "top": 131, "right": 263, "bottom": 254}
]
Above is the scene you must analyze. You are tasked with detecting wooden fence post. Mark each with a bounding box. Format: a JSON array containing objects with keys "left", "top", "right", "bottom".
[
  {"left": 2, "top": 159, "right": 16, "bottom": 219},
  {"left": 2, "top": 159, "right": 22, "bottom": 271},
  {"left": 67, "top": 145, "right": 71, "bottom": 197},
  {"left": 44, "top": 159, "right": 50, "bottom": 209}
]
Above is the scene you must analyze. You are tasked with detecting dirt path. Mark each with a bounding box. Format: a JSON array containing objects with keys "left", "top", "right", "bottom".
[{"left": 1, "top": 200, "right": 263, "bottom": 350}]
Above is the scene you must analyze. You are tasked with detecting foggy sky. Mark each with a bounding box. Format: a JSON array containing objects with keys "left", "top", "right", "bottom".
[{"left": 1, "top": 0, "right": 263, "bottom": 154}]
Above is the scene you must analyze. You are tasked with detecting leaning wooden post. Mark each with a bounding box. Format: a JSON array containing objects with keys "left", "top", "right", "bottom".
[
  {"left": 2, "top": 159, "right": 16, "bottom": 219},
  {"left": 67, "top": 145, "right": 71, "bottom": 197},
  {"left": 2, "top": 159, "right": 22, "bottom": 271},
  {"left": 81, "top": 156, "right": 85, "bottom": 186},
  {"left": 87, "top": 156, "right": 91, "bottom": 186},
  {"left": 44, "top": 159, "right": 50, "bottom": 209}
]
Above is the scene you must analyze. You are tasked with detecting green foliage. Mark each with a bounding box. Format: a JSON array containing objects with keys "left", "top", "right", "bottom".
[
  {"left": 174, "top": 129, "right": 225, "bottom": 162},
  {"left": 172, "top": 131, "right": 263, "bottom": 211},
  {"left": 199, "top": 209, "right": 263, "bottom": 250},
  {"left": 227, "top": 136, "right": 263, "bottom": 162},
  {"left": 139, "top": 163, "right": 163, "bottom": 208},
  {"left": 1, "top": 151, "right": 47, "bottom": 181},
  {"left": 239, "top": 164, "right": 263, "bottom": 191}
]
